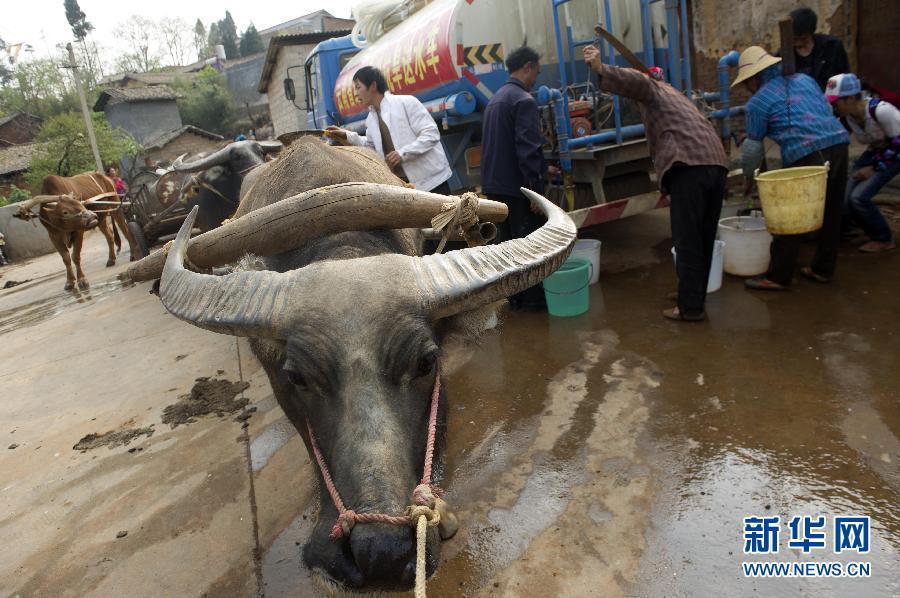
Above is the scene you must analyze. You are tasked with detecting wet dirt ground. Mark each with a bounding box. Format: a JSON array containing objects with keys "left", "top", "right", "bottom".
[{"left": 0, "top": 207, "right": 897, "bottom": 597}]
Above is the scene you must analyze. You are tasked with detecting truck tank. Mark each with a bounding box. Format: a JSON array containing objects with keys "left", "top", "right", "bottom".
[{"left": 333, "top": 0, "right": 668, "bottom": 124}]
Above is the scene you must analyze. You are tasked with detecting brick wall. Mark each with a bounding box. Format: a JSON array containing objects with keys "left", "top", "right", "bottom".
[
  {"left": 690, "top": 0, "right": 847, "bottom": 91},
  {"left": 265, "top": 44, "right": 317, "bottom": 138},
  {"left": 689, "top": 0, "right": 848, "bottom": 141}
]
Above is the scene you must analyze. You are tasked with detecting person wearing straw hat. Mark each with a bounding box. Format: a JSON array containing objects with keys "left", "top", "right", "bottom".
[
  {"left": 734, "top": 46, "right": 849, "bottom": 291},
  {"left": 583, "top": 45, "right": 729, "bottom": 322}
]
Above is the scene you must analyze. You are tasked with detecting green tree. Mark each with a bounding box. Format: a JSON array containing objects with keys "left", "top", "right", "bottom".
[
  {"left": 64, "top": 0, "right": 93, "bottom": 41},
  {"left": 26, "top": 112, "right": 142, "bottom": 187},
  {"left": 64, "top": 1, "right": 102, "bottom": 90},
  {"left": 174, "top": 66, "right": 235, "bottom": 135},
  {"left": 219, "top": 11, "right": 239, "bottom": 59},
  {"left": 193, "top": 19, "right": 207, "bottom": 60},
  {"left": 239, "top": 24, "right": 265, "bottom": 57},
  {"left": 207, "top": 22, "right": 221, "bottom": 55},
  {"left": 0, "top": 37, "right": 11, "bottom": 85},
  {"left": 0, "top": 186, "right": 31, "bottom": 207},
  {"left": 0, "top": 58, "right": 79, "bottom": 119}
]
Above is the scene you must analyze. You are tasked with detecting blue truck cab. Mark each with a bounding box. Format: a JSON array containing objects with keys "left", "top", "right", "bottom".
[{"left": 305, "top": 37, "right": 361, "bottom": 131}]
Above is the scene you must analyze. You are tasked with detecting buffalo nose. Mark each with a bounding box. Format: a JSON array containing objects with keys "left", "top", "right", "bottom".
[{"left": 350, "top": 522, "right": 415, "bottom": 586}]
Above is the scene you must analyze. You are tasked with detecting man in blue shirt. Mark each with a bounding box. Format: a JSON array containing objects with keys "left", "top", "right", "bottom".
[
  {"left": 481, "top": 46, "right": 556, "bottom": 309},
  {"left": 734, "top": 46, "right": 849, "bottom": 290}
]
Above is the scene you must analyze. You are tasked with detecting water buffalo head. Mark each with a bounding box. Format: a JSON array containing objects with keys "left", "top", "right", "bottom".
[
  {"left": 173, "top": 140, "right": 282, "bottom": 231},
  {"left": 155, "top": 185, "right": 575, "bottom": 589},
  {"left": 172, "top": 139, "right": 282, "bottom": 176},
  {"left": 16, "top": 193, "right": 99, "bottom": 231}
]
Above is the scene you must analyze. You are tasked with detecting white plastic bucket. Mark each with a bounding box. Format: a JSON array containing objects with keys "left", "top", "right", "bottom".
[
  {"left": 671, "top": 240, "right": 725, "bottom": 294},
  {"left": 717, "top": 216, "right": 772, "bottom": 276},
  {"left": 572, "top": 239, "right": 601, "bottom": 285}
]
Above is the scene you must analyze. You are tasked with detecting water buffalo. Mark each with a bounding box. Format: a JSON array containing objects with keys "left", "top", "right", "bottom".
[
  {"left": 16, "top": 172, "right": 138, "bottom": 290},
  {"left": 172, "top": 139, "right": 282, "bottom": 232},
  {"left": 136, "top": 137, "right": 575, "bottom": 590}
]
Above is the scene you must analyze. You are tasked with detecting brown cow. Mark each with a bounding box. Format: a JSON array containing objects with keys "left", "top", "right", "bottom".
[{"left": 16, "top": 172, "right": 138, "bottom": 290}]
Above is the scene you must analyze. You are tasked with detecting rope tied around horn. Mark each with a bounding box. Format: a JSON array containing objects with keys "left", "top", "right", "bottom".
[{"left": 430, "top": 192, "right": 486, "bottom": 254}]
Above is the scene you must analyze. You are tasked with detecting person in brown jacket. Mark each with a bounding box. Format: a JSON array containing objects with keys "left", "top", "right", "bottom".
[{"left": 584, "top": 45, "right": 729, "bottom": 322}]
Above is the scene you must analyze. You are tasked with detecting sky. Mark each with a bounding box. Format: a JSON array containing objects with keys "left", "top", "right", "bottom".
[{"left": 1, "top": 0, "right": 356, "bottom": 63}]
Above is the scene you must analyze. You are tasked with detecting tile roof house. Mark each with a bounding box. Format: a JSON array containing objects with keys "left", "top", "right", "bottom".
[
  {"left": 0, "top": 142, "right": 43, "bottom": 195},
  {"left": 142, "top": 125, "right": 225, "bottom": 165},
  {"left": 93, "top": 86, "right": 184, "bottom": 145},
  {"left": 98, "top": 70, "right": 198, "bottom": 89},
  {"left": 257, "top": 30, "right": 353, "bottom": 139},
  {"left": 259, "top": 9, "right": 356, "bottom": 45},
  {"left": 0, "top": 113, "right": 43, "bottom": 147}
]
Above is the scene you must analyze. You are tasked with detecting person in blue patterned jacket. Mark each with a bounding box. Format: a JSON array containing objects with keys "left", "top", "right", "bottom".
[{"left": 733, "top": 46, "right": 849, "bottom": 291}]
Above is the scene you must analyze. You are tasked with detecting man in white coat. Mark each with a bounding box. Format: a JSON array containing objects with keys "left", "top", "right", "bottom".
[{"left": 326, "top": 66, "right": 453, "bottom": 194}]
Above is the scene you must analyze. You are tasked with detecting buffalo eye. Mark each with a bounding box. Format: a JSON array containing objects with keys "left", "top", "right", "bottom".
[
  {"left": 417, "top": 351, "right": 437, "bottom": 377},
  {"left": 285, "top": 369, "right": 306, "bottom": 388}
]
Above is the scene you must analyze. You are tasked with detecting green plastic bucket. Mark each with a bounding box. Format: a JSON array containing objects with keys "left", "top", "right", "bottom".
[{"left": 543, "top": 256, "right": 591, "bottom": 317}]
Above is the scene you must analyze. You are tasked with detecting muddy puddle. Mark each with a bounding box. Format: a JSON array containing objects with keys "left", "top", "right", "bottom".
[
  {"left": 73, "top": 426, "right": 155, "bottom": 451},
  {"left": 162, "top": 377, "right": 251, "bottom": 428},
  {"left": 0, "top": 279, "right": 131, "bottom": 335}
]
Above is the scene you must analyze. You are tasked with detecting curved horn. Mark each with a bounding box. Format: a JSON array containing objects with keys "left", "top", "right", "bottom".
[
  {"left": 124, "top": 183, "right": 508, "bottom": 283},
  {"left": 17, "top": 194, "right": 64, "bottom": 213},
  {"left": 258, "top": 141, "right": 283, "bottom": 154},
  {"left": 414, "top": 188, "right": 576, "bottom": 319},
  {"left": 158, "top": 205, "right": 302, "bottom": 338},
  {"left": 172, "top": 145, "right": 232, "bottom": 172}
]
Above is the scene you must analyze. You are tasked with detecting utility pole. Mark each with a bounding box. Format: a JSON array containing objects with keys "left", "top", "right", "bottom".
[{"left": 66, "top": 42, "right": 103, "bottom": 172}]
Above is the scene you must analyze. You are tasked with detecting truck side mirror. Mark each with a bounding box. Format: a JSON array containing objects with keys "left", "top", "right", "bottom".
[{"left": 283, "top": 78, "right": 296, "bottom": 101}]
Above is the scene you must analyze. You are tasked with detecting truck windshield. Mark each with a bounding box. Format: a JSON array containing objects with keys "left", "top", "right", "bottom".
[{"left": 339, "top": 51, "right": 358, "bottom": 70}]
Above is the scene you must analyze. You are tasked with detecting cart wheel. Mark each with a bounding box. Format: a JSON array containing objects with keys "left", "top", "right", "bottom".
[{"left": 128, "top": 221, "right": 149, "bottom": 259}]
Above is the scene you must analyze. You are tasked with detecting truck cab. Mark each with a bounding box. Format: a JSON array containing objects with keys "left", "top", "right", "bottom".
[{"left": 305, "top": 37, "right": 361, "bottom": 130}]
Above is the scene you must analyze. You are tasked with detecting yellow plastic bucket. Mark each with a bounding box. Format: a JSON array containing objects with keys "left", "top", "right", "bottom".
[{"left": 754, "top": 163, "right": 829, "bottom": 235}]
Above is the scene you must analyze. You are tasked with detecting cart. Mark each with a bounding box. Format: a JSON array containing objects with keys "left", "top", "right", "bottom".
[{"left": 123, "top": 169, "right": 199, "bottom": 258}]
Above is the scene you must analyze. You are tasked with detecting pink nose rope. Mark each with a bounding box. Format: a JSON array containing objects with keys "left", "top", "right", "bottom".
[{"left": 305, "top": 364, "right": 444, "bottom": 540}]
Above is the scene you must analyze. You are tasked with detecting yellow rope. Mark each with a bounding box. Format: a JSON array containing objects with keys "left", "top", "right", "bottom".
[
  {"left": 405, "top": 504, "right": 440, "bottom": 598},
  {"left": 415, "top": 514, "right": 428, "bottom": 598}
]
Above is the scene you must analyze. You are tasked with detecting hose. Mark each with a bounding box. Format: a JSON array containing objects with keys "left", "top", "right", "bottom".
[{"left": 351, "top": 0, "right": 427, "bottom": 48}]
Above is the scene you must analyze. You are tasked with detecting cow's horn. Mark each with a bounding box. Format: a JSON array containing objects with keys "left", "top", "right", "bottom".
[
  {"left": 123, "top": 183, "right": 508, "bottom": 283},
  {"left": 17, "top": 195, "right": 64, "bottom": 212},
  {"left": 415, "top": 188, "right": 576, "bottom": 319},
  {"left": 172, "top": 145, "right": 233, "bottom": 172},
  {"left": 158, "top": 205, "right": 303, "bottom": 338}
]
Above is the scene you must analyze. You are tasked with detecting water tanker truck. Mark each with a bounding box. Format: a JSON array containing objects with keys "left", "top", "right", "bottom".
[{"left": 294, "top": 0, "right": 739, "bottom": 228}]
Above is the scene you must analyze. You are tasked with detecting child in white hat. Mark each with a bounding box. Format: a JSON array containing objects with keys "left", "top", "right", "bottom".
[{"left": 826, "top": 73, "right": 899, "bottom": 252}]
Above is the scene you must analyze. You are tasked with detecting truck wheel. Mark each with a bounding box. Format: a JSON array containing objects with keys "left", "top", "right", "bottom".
[{"left": 128, "top": 221, "right": 149, "bottom": 259}]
